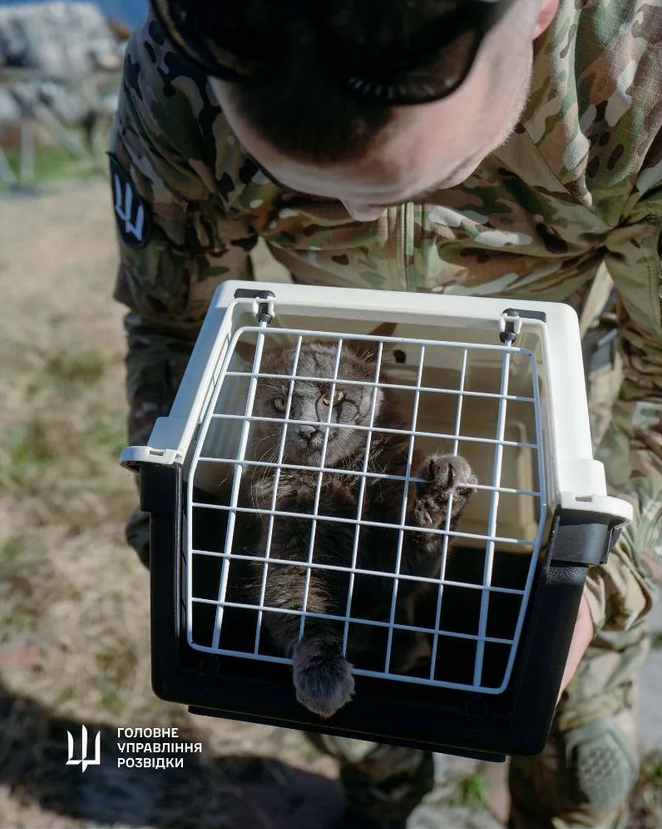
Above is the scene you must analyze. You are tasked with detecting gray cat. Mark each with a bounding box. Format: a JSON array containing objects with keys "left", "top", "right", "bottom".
[{"left": 241, "top": 338, "right": 476, "bottom": 718}]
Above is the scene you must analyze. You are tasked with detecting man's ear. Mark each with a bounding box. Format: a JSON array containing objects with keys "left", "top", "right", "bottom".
[{"left": 533, "top": 0, "right": 560, "bottom": 39}]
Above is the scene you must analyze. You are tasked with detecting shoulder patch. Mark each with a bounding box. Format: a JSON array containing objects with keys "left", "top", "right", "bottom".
[{"left": 109, "top": 154, "right": 152, "bottom": 248}]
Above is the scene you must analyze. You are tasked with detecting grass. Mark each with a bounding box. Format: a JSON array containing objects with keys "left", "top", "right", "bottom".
[
  {"left": 0, "top": 180, "right": 336, "bottom": 829},
  {"left": 40, "top": 350, "right": 107, "bottom": 387},
  {"left": 451, "top": 770, "right": 487, "bottom": 809},
  {"left": 1, "top": 418, "right": 61, "bottom": 487},
  {"left": 2, "top": 136, "right": 99, "bottom": 188},
  {"left": 629, "top": 751, "right": 662, "bottom": 829}
]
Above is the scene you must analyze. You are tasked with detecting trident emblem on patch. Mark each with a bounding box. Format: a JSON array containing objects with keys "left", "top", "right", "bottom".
[
  {"left": 108, "top": 154, "right": 152, "bottom": 248},
  {"left": 66, "top": 725, "right": 101, "bottom": 773}
]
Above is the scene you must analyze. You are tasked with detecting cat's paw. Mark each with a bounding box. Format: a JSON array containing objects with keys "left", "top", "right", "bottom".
[
  {"left": 414, "top": 454, "right": 477, "bottom": 527},
  {"left": 292, "top": 638, "right": 355, "bottom": 718}
]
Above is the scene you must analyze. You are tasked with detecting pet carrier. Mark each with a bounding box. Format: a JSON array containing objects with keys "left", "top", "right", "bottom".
[{"left": 121, "top": 281, "right": 631, "bottom": 763}]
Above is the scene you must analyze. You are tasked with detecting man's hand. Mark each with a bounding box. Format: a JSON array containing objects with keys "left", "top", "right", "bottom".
[{"left": 558, "top": 591, "right": 595, "bottom": 702}]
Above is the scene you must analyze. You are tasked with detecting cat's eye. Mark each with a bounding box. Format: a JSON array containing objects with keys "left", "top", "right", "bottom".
[
  {"left": 321, "top": 389, "right": 346, "bottom": 407},
  {"left": 273, "top": 396, "right": 287, "bottom": 412}
]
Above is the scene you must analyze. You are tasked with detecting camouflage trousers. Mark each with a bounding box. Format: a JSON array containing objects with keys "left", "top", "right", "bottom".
[
  {"left": 305, "top": 622, "right": 647, "bottom": 828},
  {"left": 122, "top": 312, "right": 649, "bottom": 828}
]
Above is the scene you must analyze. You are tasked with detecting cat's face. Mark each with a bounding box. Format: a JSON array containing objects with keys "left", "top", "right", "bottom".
[{"left": 250, "top": 341, "right": 384, "bottom": 467}]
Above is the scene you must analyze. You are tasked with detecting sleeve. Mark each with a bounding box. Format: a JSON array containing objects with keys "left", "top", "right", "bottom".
[
  {"left": 109, "top": 14, "right": 258, "bottom": 333},
  {"left": 108, "top": 16, "right": 260, "bottom": 450},
  {"left": 584, "top": 172, "right": 662, "bottom": 633}
]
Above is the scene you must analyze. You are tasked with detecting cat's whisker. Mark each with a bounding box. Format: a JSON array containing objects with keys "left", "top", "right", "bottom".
[{"left": 250, "top": 443, "right": 282, "bottom": 508}]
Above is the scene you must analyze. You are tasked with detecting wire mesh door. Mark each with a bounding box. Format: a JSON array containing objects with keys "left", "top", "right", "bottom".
[{"left": 184, "top": 324, "right": 548, "bottom": 698}]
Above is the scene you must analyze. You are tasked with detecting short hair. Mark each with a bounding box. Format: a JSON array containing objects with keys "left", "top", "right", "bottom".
[
  {"left": 227, "top": 0, "right": 538, "bottom": 165},
  {"left": 230, "top": 31, "right": 392, "bottom": 165}
]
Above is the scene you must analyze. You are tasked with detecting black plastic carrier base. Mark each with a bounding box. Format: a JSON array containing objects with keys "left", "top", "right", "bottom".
[{"left": 143, "top": 462, "right": 619, "bottom": 763}]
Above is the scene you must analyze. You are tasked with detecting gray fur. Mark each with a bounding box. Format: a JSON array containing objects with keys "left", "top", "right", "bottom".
[{"left": 242, "top": 340, "right": 476, "bottom": 718}]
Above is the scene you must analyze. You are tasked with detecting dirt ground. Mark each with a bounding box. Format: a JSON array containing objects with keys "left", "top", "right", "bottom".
[
  {"left": 0, "top": 178, "right": 344, "bottom": 829},
  {"left": 0, "top": 178, "right": 659, "bottom": 829}
]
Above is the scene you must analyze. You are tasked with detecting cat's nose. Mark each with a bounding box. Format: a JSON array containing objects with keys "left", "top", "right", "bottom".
[{"left": 297, "top": 425, "right": 321, "bottom": 442}]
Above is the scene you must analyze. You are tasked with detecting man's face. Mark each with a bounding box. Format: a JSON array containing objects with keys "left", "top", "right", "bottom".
[{"left": 211, "top": 1, "right": 557, "bottom": 222}]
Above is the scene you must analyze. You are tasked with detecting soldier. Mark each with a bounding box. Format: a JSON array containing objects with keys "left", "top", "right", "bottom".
[{"left": 109, "top": 0, "right": 662, "bottom": 826}]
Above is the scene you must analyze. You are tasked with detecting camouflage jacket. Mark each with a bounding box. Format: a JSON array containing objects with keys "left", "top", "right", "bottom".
[{"left": 110, "top": 0, "right": 662, "bottom": 634}]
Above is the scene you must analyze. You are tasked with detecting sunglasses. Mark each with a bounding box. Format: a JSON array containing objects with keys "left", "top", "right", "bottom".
[{"left": 150, "top": 0, "right": 518, "bottom": 106}]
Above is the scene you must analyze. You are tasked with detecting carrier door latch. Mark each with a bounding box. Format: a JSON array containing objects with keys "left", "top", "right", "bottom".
[
  {"left": 499, "top": 308, "right": 548, "bottom": 345},
  {"left": 233, "top": 288, "right": 276, "bottom": 324}
]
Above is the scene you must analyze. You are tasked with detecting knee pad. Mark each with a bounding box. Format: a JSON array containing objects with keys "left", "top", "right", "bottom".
[{"left": 564, "top": 717, "right": 640, "bottom": 814}]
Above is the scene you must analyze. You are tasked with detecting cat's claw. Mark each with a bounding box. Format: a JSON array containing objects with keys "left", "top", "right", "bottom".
[
  {"left": 414, "top": 454, "right": 477, "bottom": 527},
  {"left": 292, "top": 639, "right": 355, "bottom": 718},
  {"left": 424, "top": 454, "right": 477, "bottom": 493}
]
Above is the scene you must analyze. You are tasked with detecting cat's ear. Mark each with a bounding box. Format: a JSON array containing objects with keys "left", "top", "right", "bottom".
[
  {"left": 368, "top": 321, "right": 398, "bottom": 339},
  {"left": 344, "top": 322, "right": 397, "bottom": 363},
  {"left": 234, "top": 323, "right": 397, "bottom": 365},
  {"left": 233, "top": 340, "right": 257, "bottom": 364}
]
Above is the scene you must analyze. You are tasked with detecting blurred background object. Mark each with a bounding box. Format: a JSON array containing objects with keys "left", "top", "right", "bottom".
[{"left": 0, "top": 0, "right": 147, "bottom": 188}]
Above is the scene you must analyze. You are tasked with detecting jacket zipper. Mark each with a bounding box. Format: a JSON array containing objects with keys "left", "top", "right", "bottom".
[{"left": 398, "top": 202, "right": 416, "bottom": 292}]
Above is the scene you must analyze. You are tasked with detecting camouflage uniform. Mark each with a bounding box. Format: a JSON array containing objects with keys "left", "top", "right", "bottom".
[{"left": 110, "top": 1, "right": 662, "bottom": 825}]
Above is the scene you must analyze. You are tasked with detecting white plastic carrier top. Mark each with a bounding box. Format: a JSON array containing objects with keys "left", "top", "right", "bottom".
[{"left": 122, "top": 280, "right": 632, "bottom": 527}]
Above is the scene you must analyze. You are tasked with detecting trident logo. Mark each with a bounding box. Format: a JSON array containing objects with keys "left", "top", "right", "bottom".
[
  {"left": 66, "top": 726, "right": 101, "bottom": 772},
  {"left": 113, "top": 172, "right": 145, "bottom": 244}
]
